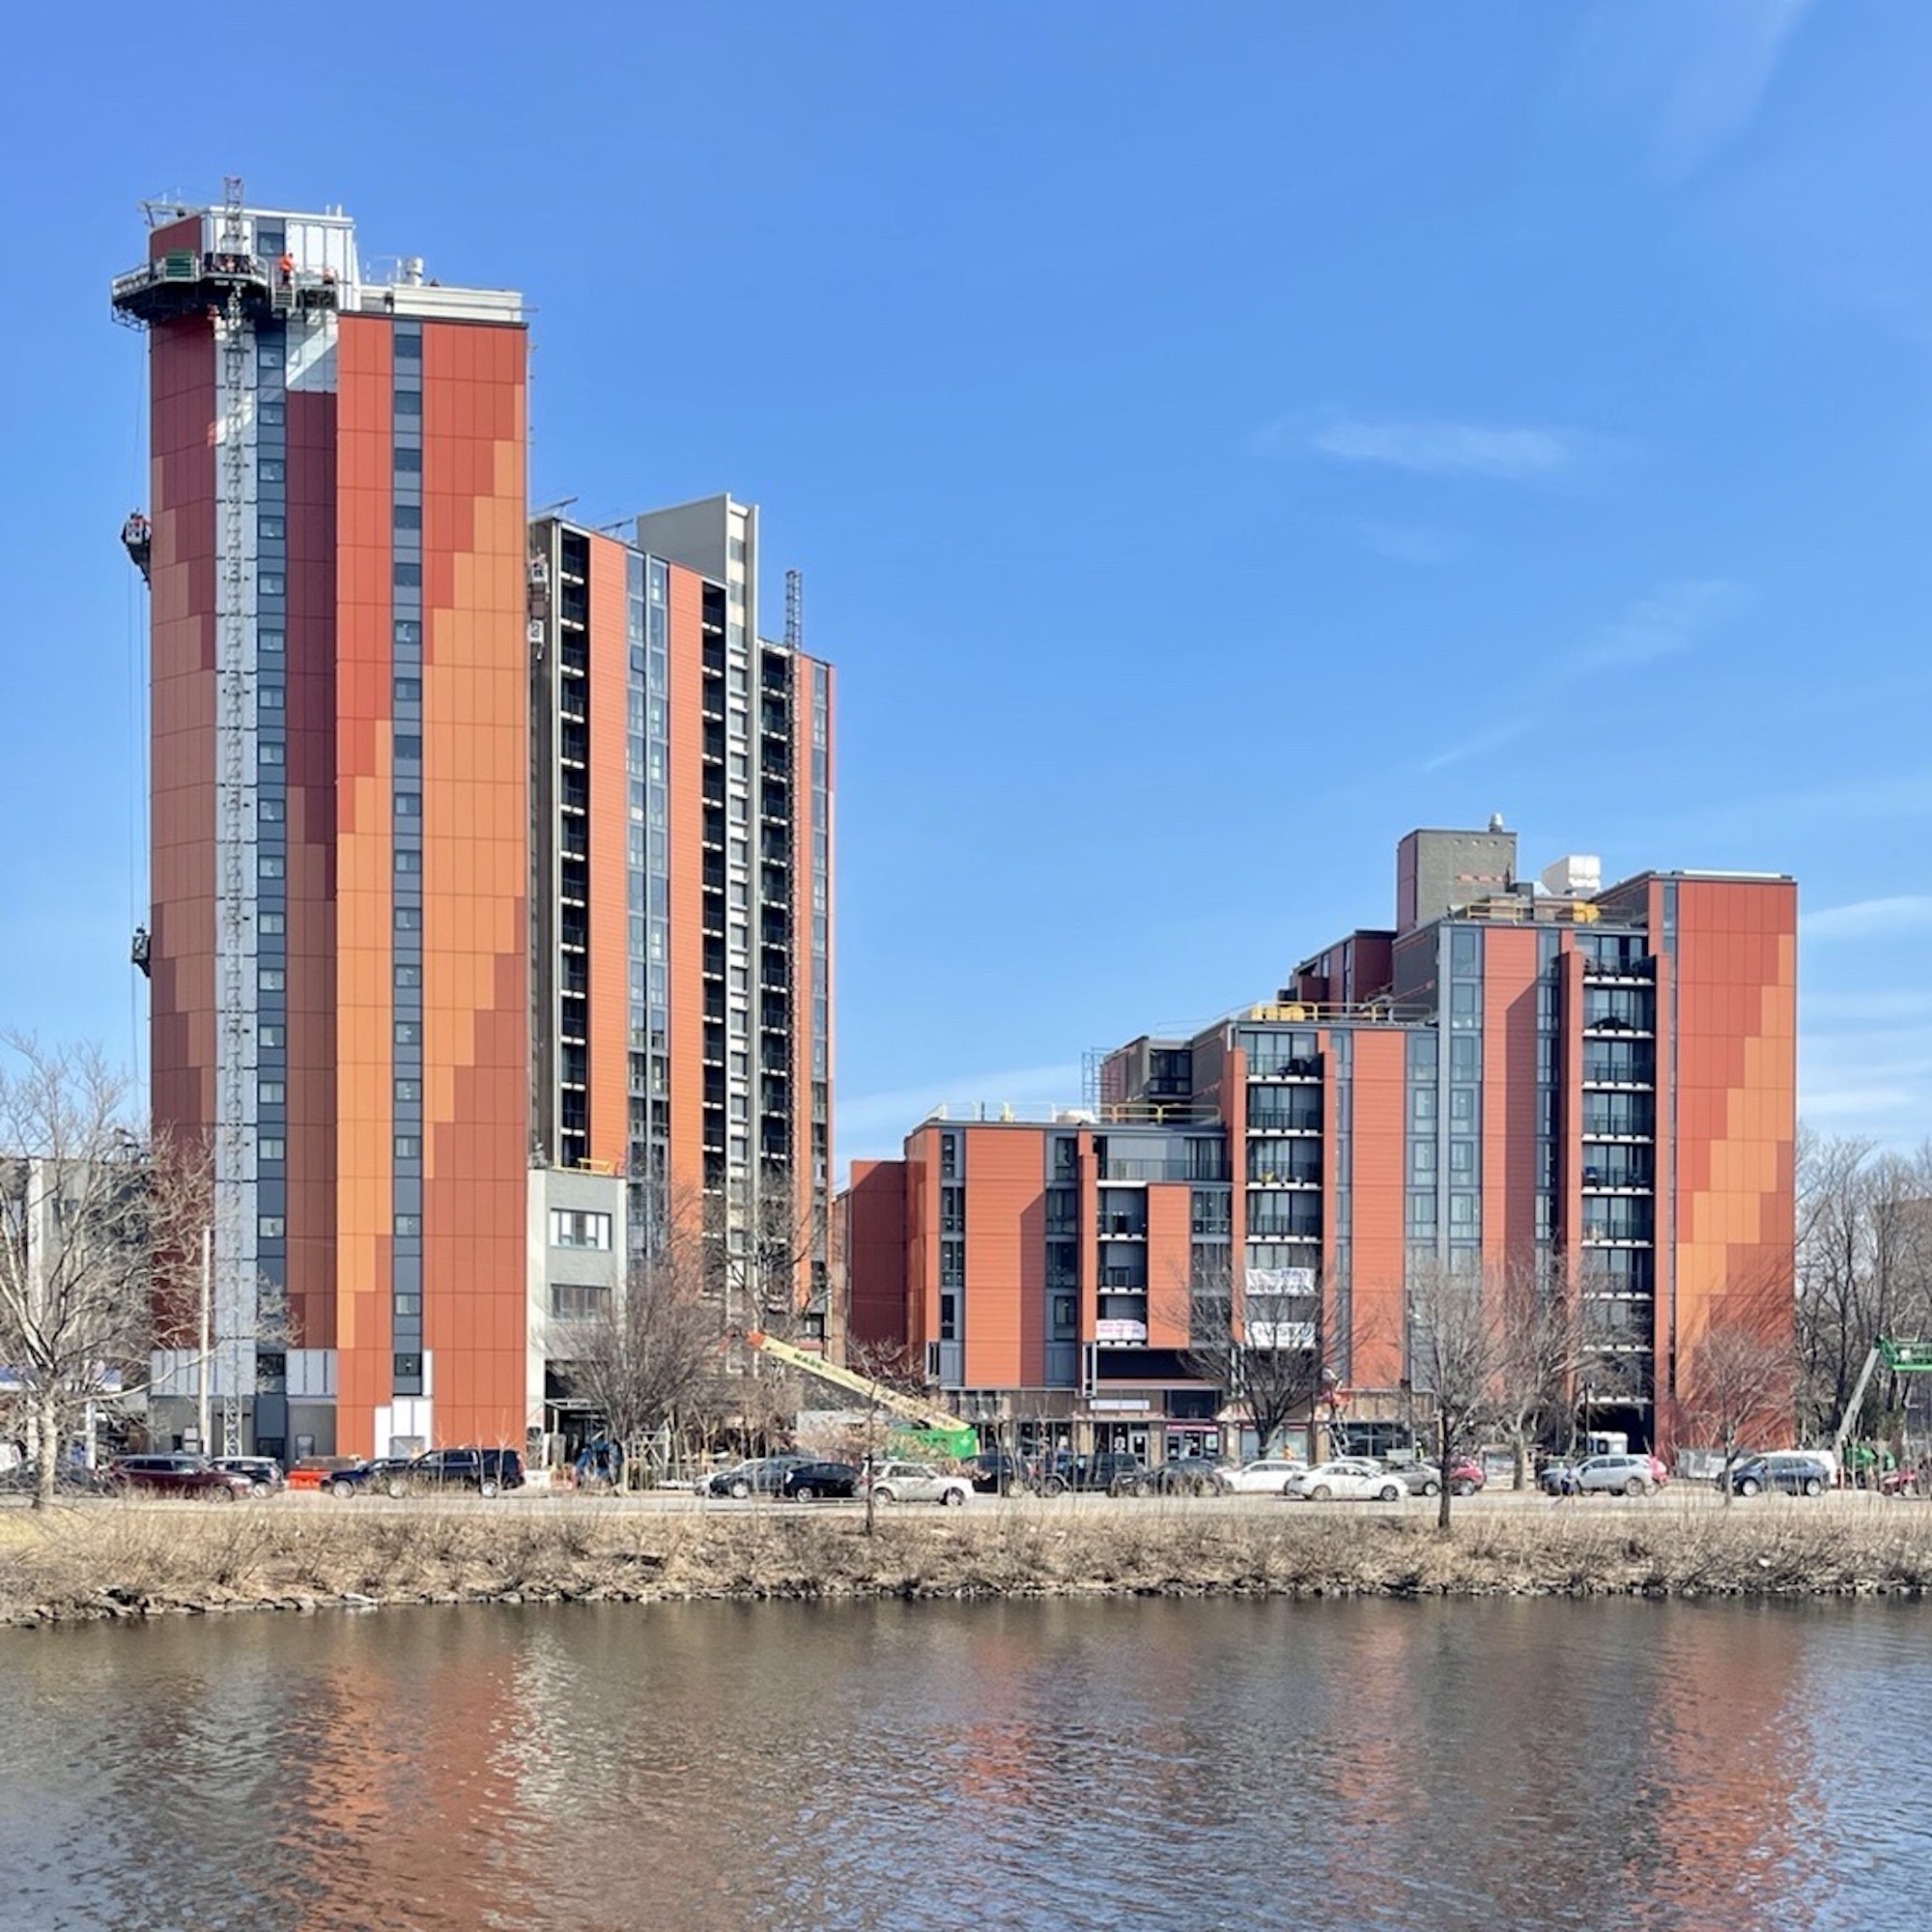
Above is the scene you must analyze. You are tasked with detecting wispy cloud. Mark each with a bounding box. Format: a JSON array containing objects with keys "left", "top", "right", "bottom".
[
  {"left": 1292, "top": 417, "right": 1575, "bottom": 482},
  {"left": 1345, "top": 520, "right": 1456, "bottom": 567},
  {"left": 1621, "top": 773, "right": 1932, "bottom": 849},
  {"left": 1652, "top": 0, "right": 1816, "bottom": 177},
  {"left": 1563, "top": 579, "right": 1743, "bottom": 677},
  {"left": 1411, "top": 577, "right": 1739, "bottom": 778},
  {"left": 1422, "top": 720, "right": 1533, "bottom": 775},
  {"left": 1554, "top": 0, "right": 1817, "bottom": 180},
  {"left": 1802, "top": 896, "right": 1932, "bottom": 943}
]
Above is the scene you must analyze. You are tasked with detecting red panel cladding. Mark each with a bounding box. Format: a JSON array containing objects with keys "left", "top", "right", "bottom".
[
  {"left": 1481, "top": 926, "right": 1540, "bottom": 1271},
  {"left": 284, "top": 383, "right": 339, "bottom": 1349},
  {"left": 148, "top": 315, "right": 218, "bottom": 1150},
  {"left": 149, "top": 213, "right": 201, "bottom": 264},
  {"left": 962, "top": 1127, "right": 1046, "bottom": 1389},
  {"left": 1077, "top": 1128, "right": 1098, "bottom": 1343},
  {"left": 417, "top": 317, "right": 529, "bottom": 1451},
  {"left": 1222, "top": 1045, "right": 1247, "bottom": 1269},
  {"left": 1558, "top": 944, "right": 1586, "bottom": 1278},
  {"left": 843, "top": 1160, "right": 909, "bottom": 1354},
  {"left": 665, "top": 566, "right": 708, "bottom": 1216},
  {"left": 1349, "top": 1030, "right": 1406, "bottom": 1392},
  {"left": 1145, "top": 1183, "right": 1192, "bottom": 1349},
  {"left": 331, "top": 315, "right": 395, "bottom": 1457},
  {"left": 585, "top": 532, "right": 630, "bottom": 1170},
  {"left": 905, "top": 1127, "right": 937, "bottom": 1353}
]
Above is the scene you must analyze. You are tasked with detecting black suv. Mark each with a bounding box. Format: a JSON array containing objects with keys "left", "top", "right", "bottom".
[
  {"left": 384, "top": 1448, "right": 526, "bottom": 1498},
  {"left": 1033, "top": 1451, "right": 1147, "bottom": 1497},
  {"left": 971, "top": 1450, "right": 1027, "bottom": 1495}
]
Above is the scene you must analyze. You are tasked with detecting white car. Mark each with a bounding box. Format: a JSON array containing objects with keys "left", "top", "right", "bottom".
[
  {"left": 1224, "top": 1458, "right": 1310, "bottom": 1495},
  {"left": 867, "top": 1461, "right": 971, "bottom": 1507},
  {"left": 1285, "top": 1459, "right": 1406, "bottom": 1503}
]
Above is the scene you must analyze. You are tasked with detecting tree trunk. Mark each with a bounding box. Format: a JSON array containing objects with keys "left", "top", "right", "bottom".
[
  {"left": 34, "top": 1384, "right": 61, "bottom": 1513},
  {"left": 1436, "top": 1409, "right": 1453, "bottom": 1533}
]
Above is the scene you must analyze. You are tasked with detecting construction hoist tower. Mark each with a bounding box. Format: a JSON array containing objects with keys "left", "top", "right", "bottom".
[{"left": 113, "top": 175, "right": 312, "bottom": 1453}]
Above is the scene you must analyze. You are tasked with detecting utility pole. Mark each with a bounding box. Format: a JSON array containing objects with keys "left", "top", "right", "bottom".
[{"left": 198, "top": 1226, "right": 213, "bottom": 1454}]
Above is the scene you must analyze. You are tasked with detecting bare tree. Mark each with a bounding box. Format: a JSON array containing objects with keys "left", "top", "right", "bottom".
[
  {"left": 1491, "top": 1252, "right": 1586, "bottom": 1491},
  {"left": 1167, "top": 1251, "right": 1329, "bottom": 1461},
  {"left": 1795, "top": 1130, "right": 1932, "bottom": 1453},
  {"left": 714, "top": 1162, "right": 826, "bottom": 1344},
  {"left": 0, "top": 1037, "right": 211, "bottom": 1510},
  {"left": 1681, "top": 1315, "right": 1794, "bottom": 1505},
  {"left": 549, "top": 1222, "right": 719, "bottom": 1488},
  {"left": 1406, "top": 1257, "right": 1506, "bottom": 1531}
]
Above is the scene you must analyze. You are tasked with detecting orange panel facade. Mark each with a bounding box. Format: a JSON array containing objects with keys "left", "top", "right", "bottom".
[
  {"left": 1480, "top": 926, "right": 1541, "bottom": 1271},
  {"left": 1144, "top": 1183, "right": 1192, "bottom": 1350},
  {"left": 331, "top": 314, "right": 396, "bottom": 1456},
  {"left": 1662, "top": 877, "right": 1798, "bottom": 1430},
  {"left": 1346, "top": 1029, "right": 1406, "bottom": 1392},
  {"left": 961, "top": 1126, "right": 1047, "bottom": 1390},
  {"left": 417, "top": 317, "right": 529, "bottom": 1451}
]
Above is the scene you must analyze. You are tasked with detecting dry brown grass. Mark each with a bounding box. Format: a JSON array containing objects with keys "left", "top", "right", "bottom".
[{"left": 6, "top": 1494, "right": 1932, "bottom": 1627}]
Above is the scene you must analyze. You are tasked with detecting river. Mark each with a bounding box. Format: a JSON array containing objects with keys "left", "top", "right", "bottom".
[{"left": 3, "top": 1598, "right": 1928, "bottom": 1930}]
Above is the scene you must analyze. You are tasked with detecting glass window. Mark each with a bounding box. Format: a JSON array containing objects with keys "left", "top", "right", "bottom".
[
  {"left": 550, "top": 1209, "right": 612, "bottom": 1250},
  {"left": 395, "top": 1213, "right": 421, "bottom": 1237},
  {"left": 258, "top": 1137, "right": 284, "bottom": 1162}
]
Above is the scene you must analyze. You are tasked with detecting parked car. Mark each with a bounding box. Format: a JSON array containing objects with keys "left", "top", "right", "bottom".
[
  {"left": 704, "top": 1455, "right": 810, "bottom": 1499},
  {"left": 1144, "top": 1456, "right": 1232, "bottom": 1496},
  {"left": 106, "top": 1454, "right": 255, "bottom": 1500},
  {"left": 1391, "top": 1458, "right": 1486, "bottom": 1498},
  {"left": 866, "top": 1461, "right": 971, "bottom": 1507},
  {"left": 1030, "top": 1451, "right": 1147, "bottom": 1497},
  {"left": 779, "top": 1460, "right": 861, "bottom": 1501},
  {"left": 382, "top": 1448, "right": 526, "bottom": 1498},
  {"left": 970, "top": 1450, "right": 1027, "bottom": 1495},
  {"left": 1542, "top": 1454, "right": 1659, "bottom": 1497},
  {"left": 1880, "top": 1464, "right": 1921, "bottom": 1498},
  {"left": 323, "top": 1458, "right": 416, "bottom": 1500},
  {"left": 212, "top": 1456, "right": 286, "bottom": 1496},
  {"left": 1286, "top": 1459, "right": 1406, "bottom": 1503},
  {"left": 1223, "top": 1457, "right": 1310, "bottom": 1496},
  {"left": 1721, "top": 1453, "right": 1830, "bottom": 1499}
]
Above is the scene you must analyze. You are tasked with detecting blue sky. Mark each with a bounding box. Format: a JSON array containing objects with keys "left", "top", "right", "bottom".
[{"left": 3, "top": 1, "right": 1928, "bottom": 1173}]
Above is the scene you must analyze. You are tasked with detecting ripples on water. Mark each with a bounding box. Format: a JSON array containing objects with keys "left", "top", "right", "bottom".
[{"left": 4, "top": 1597, "right": 1929, "bottom": 1931}]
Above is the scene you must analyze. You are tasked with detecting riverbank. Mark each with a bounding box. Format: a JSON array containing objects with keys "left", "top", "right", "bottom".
[{"left": 6, "top": 1496, "right": 1932, "bottom": 1627}]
